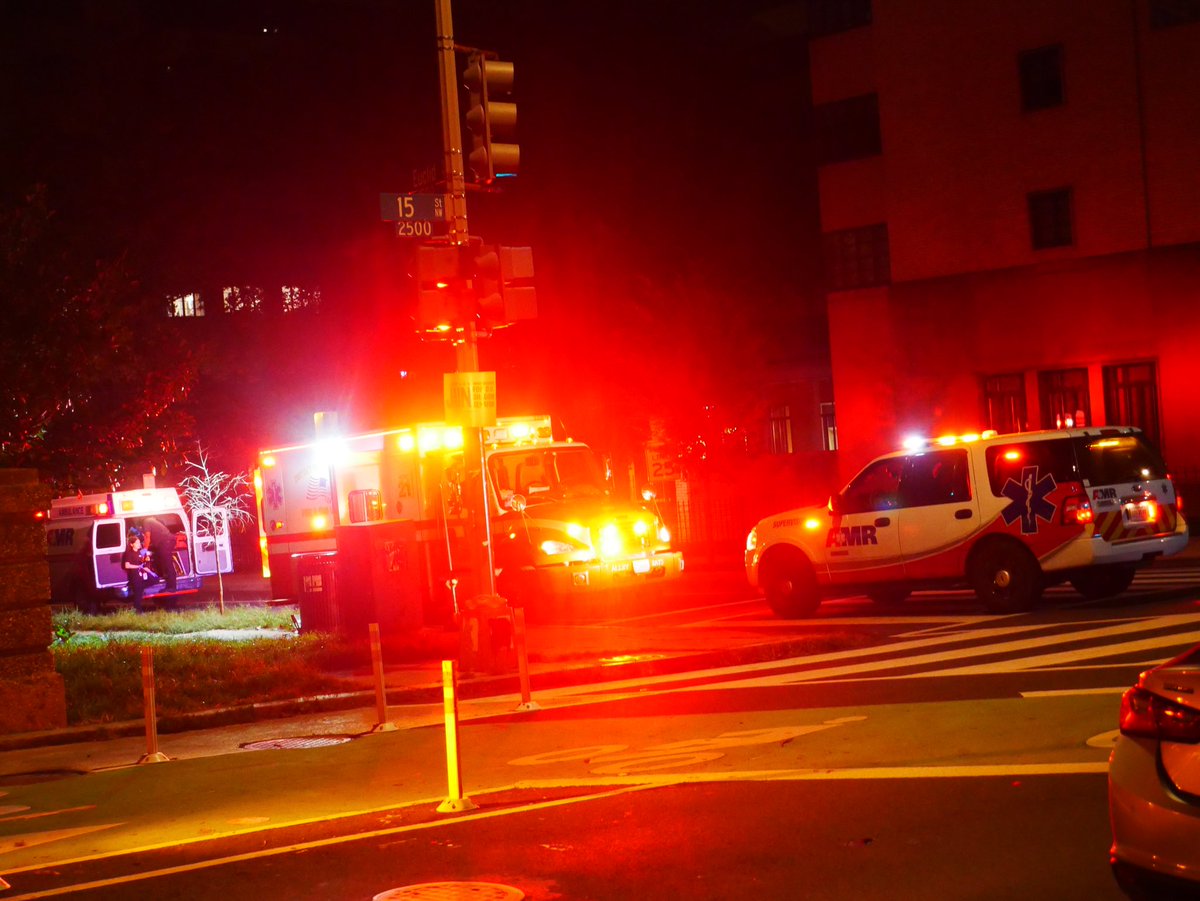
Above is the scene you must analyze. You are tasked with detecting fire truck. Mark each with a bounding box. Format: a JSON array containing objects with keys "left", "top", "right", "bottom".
[
  {"left": 45, "top": 486, "right": 233, "bottom": 610},
  {"left": 255, "top": 414, "right": 684, "bottom": 628}
]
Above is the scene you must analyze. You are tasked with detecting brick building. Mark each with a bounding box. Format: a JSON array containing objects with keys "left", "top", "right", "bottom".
[{"left": 809, "top": 0, "right": 1200, "bottom": 486}]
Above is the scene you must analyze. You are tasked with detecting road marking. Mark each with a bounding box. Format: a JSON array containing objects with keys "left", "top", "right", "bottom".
[
  {"left": 1020, "top": 687, "right": 1126, "bottom": 698},
  {"left": 0, "top": 824, "right": 120, "bottom": 857}
]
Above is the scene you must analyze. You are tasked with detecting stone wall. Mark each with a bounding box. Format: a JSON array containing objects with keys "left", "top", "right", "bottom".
[{"left": 0, "top": 470, "right": 66, "bottom": 733}]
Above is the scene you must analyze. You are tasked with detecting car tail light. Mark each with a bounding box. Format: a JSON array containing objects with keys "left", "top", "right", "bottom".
[
  {"left": 1063, "top": 494, "right": 1094, "bottom": 525},
  {"left": 1119, "top": 686, "right": 1200, "bottom": 743}
]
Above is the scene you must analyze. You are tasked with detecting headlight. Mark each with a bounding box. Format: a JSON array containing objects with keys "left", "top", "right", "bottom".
[
  {"left": 746, "top": 527, "right": 758, "bottom": 552},
  {"left": 598, "top": 523, "right": 623, "bottom": 558},
  {"left": 539, "top": 540, "right": 578, "bottom": 556}
]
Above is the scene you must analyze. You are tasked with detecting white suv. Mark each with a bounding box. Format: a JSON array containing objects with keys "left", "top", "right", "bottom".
[{"left": 745, "top": 427, "right": 1188, "bottom": 616}]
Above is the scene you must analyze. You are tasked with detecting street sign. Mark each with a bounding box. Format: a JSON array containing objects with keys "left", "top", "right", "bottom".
[
  {"left": 379, "top": 193, "right": 450, "bottom": 237},
  {"left": 444, "top": 371, "right": 497, "bottom": 427}
]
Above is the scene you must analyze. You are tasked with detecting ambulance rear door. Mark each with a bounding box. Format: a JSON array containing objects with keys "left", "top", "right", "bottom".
[
  {"left": 92, "top": 518, "right": 127, "bottom": 589},
  {"left": 192, "top": 507, "right": 233, "bottom": 575}
]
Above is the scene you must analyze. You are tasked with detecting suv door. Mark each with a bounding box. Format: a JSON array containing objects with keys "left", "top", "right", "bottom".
[
  {"left": 826, "top": 456, "right": 906, "bottom": 586},
  {"left": 894, "top": 449, "right": 980, "bottom": 580}
]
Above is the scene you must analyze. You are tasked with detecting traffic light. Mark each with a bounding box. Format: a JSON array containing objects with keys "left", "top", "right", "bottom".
[
  {"left": 414, "top": 245, "right": 468, "bottom": 335},
  {"left": 468, "top": 241, "right": 537, "bottom": 330},
  {"left": 462, "top": 51, "right": 518, "bottom": 184}
]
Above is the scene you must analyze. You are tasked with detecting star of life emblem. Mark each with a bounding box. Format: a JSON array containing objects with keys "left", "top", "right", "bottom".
[{"left": 1000, "top": 465, "right": 1057, "bottom": 534}]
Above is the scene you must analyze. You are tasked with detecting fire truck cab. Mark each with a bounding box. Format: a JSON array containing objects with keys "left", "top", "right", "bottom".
[
  {"left": 256, "top": 414, "right": 684, "bottom": 622},
  {"left": 45, "top": 487, "right": 233, "bottom": 610}
]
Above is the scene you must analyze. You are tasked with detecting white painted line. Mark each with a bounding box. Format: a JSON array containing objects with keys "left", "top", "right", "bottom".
[{"left": 1020, "top": 687, "right": 1127, "bottom": 698}]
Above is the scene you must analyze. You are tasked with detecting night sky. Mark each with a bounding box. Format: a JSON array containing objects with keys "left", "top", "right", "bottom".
[{"left": 2, "top": 0, "right": 822, "bottom": 455}]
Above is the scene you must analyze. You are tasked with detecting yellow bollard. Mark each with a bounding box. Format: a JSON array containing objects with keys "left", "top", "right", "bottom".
[
  {"left": 369, "top": 623, "right": 397, "bottom": 733},
  {"left": 436, "top": 659, "right": 477, "bottom": 812},
  {"left": 137, "top": 647, "right": 169, "bottom": 764}
]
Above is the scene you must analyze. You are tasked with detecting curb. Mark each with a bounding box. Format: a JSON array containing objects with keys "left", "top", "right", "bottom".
[{"left": 0, "top": 636, "right": 839, "bottom": 753}]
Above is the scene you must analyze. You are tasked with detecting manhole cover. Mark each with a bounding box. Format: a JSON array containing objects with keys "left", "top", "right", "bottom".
[
  {"left": 374, "top": 884, "right": 524, "bottom": 901},
  {"left": 240, "top": 735, "right": 354, "bottom": 751},
  {"left": 0, "top": 769, "right": 86, "bottom": 786}
]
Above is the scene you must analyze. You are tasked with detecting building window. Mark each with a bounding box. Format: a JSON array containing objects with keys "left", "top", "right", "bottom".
[
  {"left": 813, "top": 93, "right": 882, "bottom": 165},
  {"left": 1019, "top": 44, "right": 1065, "bottom": 111},
  {"left": 282, "top": 285, "right": 321, "bottom": 312},
  {"left": 1028, "top": 188, "right": 1074, "bottom": 250},
  {"left": 820, "top": 402, "right": 838, "bottom": 451},
  {"left": 822, "top": 222, "right": 890, "bottom": 290},
  {"left": 1150, "top": 0, "right": 1200, "bottom": 28},
  {"left": 807, "top": 0, "right": 872, "bottom": 37},
  {"left": 1038, "top": 368, "right": 1091, "bottom": 429},
  {"left": 768, "top": 405, "right": 794, "bottom": 454},
  {"left": 1104, "top": 362, "right": 1161, "bottom": 448},
  {"left": 222, "top": 286, "right": 263, "bottom": 313},
  {"left": 168, "top": 292, "right": 204, "bottom": 317},
  {"left": 982, "top": 373, "right": 1027, "bottom": 434}
]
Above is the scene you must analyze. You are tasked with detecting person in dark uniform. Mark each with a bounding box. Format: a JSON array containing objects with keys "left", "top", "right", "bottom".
[
  {"left": 143, "top": 516, "right": 177, "bottom": 593},
  {"left": 122, "top": 530, "right": 148, "bottom": 614}
]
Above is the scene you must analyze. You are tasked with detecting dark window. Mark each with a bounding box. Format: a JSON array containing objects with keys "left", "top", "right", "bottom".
[
  {"left": 807, "top": 0, "right": 872, "bottom": 37},
  {"left": 96, "top": 522, "right": 123, "bottom": 552},
  {"left": 348, "top": 489, "right": 382, "bottom": 523},
  {"left": 1074, "top": 433, "right": 1167, "bottom": 484},
  {"left": 813, "top": 93, "right": 882, "bottom": 165},
  {"left": 821, "top": 402, "right": 838, "bottom": 451},
  {"left": 1019, "top": 44, "right": 1065, "bottom": 111},
  {"left": 839, "top": 456, "right": 904, "bottom": 514},
  {"left": 768, "top": 405, "right": 794, "bottom": 454},
  {"left": 823, "top": 222, "right": 890, "bottom": 290},
  {"left": 898, "top": 450, "right": 971, "bottom": 508},
  {"left": 1038, "top": 368, "right": 1091, "bottom": 429},
  {"left": 985, "top": 439, "right": 1081, "bottom": 496},
  {"left": 1103, "top": 362, "right": 1162, "bottom": 448},
  {"left": 1028, "top": 188, "right": 1074, "bottom": 249},
  {"left": 982, "top": 373, "right": 1028, "bottom": 434},
  {"left": 1150, "top": 0, "right": 1200, "bottom": 28}
]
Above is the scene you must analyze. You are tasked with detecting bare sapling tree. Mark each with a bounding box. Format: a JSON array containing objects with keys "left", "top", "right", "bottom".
[{"left": 179, "top": 444, "right": 256, "bottom": 614}]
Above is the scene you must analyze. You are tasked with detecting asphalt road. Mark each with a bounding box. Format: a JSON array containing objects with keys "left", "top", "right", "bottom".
[{"left": 3, "top": 565, "right": 1200, "bottom": 899}]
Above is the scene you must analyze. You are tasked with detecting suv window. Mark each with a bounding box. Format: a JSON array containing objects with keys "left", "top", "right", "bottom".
[
  {"left": 840, "top": 457, "right": 904, "bottom": 513},
  {"left": 1073, "top": 434, "right": 1166, "bottom": 484},
  {"left": 899, "top": 450, "right": 971, "bottom": 507},
  {"left": 985, "top": 438, "right": 1080, "bottom": 495}
]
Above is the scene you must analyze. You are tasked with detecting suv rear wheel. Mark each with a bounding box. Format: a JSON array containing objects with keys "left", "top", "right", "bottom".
[
  {"left": 1069, "top": 563, "right": 1137, "bottom": 600},
  {"left": 968, "top": 541, "right": 1043, "bottom": 614},
  {"left": 760, "top": 548, "right": 820, "bottom": 618}
]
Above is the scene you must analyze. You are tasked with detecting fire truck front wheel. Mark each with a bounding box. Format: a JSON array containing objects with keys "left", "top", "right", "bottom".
[
  {"left": 968, "top": 539, "right": 1044, "bottom": 613},
  {"left": 760, "top": 547, "right": 820, "bottom": 618}
]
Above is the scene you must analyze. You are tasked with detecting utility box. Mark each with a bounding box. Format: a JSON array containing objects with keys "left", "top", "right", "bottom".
[
  {"left": 296, "top": 553, "right": 340, "bottom": 634},
  {"left": 335, "top": 520, "right": 422, "bottom": 637}
]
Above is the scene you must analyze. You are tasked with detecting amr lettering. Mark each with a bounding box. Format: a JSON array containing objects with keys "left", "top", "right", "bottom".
[{"left": 826, "top": 524, "right": 879, "bottom": 548}]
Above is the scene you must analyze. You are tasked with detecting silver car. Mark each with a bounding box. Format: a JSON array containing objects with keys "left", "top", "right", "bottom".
[{"left": 1109, "top": 645, "right": 1200, "bottom": 897}]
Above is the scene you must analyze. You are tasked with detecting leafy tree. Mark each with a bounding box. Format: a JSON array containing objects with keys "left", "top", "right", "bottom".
[
  {"left": 0, "top": 187, "right": 196, "bottom": 490},
  {"left": 178, "top": 444, "right": 256, "bottom": 614}
]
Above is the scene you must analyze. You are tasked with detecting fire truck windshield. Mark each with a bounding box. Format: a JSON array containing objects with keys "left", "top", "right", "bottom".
[{"left": 489, "top": 446, "right": 607, "bottom": 506}]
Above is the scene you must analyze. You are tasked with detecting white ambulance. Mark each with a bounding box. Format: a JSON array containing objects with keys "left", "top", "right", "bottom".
[
  {"left": 45, "top": 487, "right": 233, "bottom": 610},
  {"left": 745, "top": 427, "right": 1189, "bottom": 616}
]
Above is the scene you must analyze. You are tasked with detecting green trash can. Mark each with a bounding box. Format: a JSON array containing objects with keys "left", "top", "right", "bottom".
[{"left": 296, "top": 552, "right": 339, "bottom": 634}]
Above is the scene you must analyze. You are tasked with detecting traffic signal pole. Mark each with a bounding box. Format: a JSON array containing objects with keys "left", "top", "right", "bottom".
[
  {"left": 434, "top": 0, "right": 497, "bottom": 600},
  {"left": 435, "top": 0, "right": 469, "bottom": 249}
]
